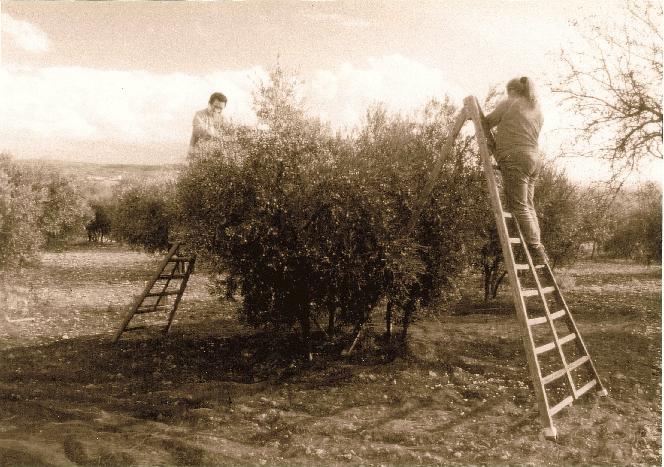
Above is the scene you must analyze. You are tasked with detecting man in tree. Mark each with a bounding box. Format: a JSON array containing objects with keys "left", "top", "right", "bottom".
[{"left": 189, "top": 92, "right": 227, "bottom": 153}]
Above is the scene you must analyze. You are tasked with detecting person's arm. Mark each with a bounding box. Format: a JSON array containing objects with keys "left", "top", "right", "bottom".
[
  {"left": 485, "top": 99, "right": 509, "bottom": 129},
  {"left": 192, "top": 111, "right": 215, "bottom": 139}
]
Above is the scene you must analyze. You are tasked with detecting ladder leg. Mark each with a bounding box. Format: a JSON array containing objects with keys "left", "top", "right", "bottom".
[
  {"left": 113, "top": 301, "right": 140, "bottom": 343},
  {"left": 165, "top": 256, "right": 196, "bottom": 333},
  {"left": 153, "top": 264, "right": 177, "bottom": 311},
  {"left": 540, "top": 263, "right": 609, "bottom": 397}
]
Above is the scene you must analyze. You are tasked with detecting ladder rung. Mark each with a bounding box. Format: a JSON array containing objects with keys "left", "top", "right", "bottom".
[
  {"left": 135, "top": 305, "right": 170, "bottom": 314},
  {"left": 550, "top": 309, "right": 566, "bottom": 320},
  {"left": 145, "top": 291, "right": 180, "bottom": 297},
  {"left": 124, "top": 326, "right": 147, "bottom": 332},
  {"left": 521, "top": 286, "right": 555, "bottom": 297},
  {"left": 503, "top": 212, "right": 512, "bottom": 218},
  {"left": 575, "top": 379, "right": 597, "bottom": 397},
  {"left": 542, "top": 368, "right": 567, "bottom": 385},
  {"left": 528, "top": 316, "right": 547, "bottom": 325},
  {"left": 535, "top": 341, "right": 556, "bottom": 355},
  {"left": 528, "top": 309, "right": 566, "bottom": 326},
  {"left": 548, "top": 395, "right": 574, "bottom": 416},
  {"left": 568, "top": 355, "right": 590, "bottom": 372},
  {"left": 509, "top": 237, "right": 521, "bottom": 244},
  {"left": 158, "top": 274, "right": 188, "bottom": 280},
  {"left": 559, "top": 333, "right": 576, "bottom": 345},
  {"left": 516, "top": 263, "right": 546, "bottom": 271},
  {"left": 169, "top": 256, "right": 194, "bottom": 263}
]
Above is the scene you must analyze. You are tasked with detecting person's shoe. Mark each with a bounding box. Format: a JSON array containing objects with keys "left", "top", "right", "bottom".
[{"left": 529, "top": 244, "right": 550, "bottom": 265}]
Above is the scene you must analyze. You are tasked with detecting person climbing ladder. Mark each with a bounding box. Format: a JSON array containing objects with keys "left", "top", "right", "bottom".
[{"left": 485, "top": 76, "right": 549, "bottom": 264}]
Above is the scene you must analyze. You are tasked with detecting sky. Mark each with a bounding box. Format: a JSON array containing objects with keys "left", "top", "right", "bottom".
[{"left": 1, "top": 0, "right": 661, "bottom": 183}]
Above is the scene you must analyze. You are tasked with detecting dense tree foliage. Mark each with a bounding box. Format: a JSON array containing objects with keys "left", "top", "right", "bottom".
[
  {"left": 111, "top": 182, "right": 176, "bottom": 252},
  {"left": 0, "top": 155, "right": 45, "bottom": 268},
  {"left": 178, "top": 69, "right": 486, "bottom": 350},
  {"left": 0, "top": 154, "right": 92, "bottom": 268},
  {"left": 39, "top": 174, "right": 92, "bottom": 247},
  {"left": 86, "top": 202, "right": 113, "bottom": 242},
  {"left": 535, "top": 164, "right": 584, "bottom": 268},
  {"left": 603, "top": 182, "right": 662, "bottom": 263}
]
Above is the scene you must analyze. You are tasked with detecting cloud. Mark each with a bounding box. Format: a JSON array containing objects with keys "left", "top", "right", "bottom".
[
  {"left": 306, "top": 54, "right": 465, "bottom": 129},
  {"left": 1, "top": 65, "right": 267, "bottom": 143},
  {"left": 1, "top": 56, "right": 464, "bottom": 147},
  {"left": 2, "top": 13, "right": 50, "bottom": 53}
]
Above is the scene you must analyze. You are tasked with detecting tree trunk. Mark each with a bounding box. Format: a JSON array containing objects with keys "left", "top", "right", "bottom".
[
  {"left": 327, "top": 304, "right": 336, "bottom": 337},
  {"left": 401, "top": 301, "right": 415, "bottom": 341},
  {"left": 298, "top": 309, "right": 313, "bottom": 362},
  {"left": 483, "top": 264, "right": 491, "bottom": 301},
  {"left": 491, "top": 270, "right": 507, "bottom": 299},
  {"left": 385, "top": 301, "right": 393, "bottom": 340}
]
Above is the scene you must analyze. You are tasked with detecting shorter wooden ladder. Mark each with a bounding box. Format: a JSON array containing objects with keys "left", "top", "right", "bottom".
[{"left": 113, "top": 242, "right": 196, "bottom": 342}]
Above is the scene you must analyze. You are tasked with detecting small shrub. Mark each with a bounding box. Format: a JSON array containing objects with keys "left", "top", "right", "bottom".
[{"left": 111, "top": 182, "right": 175, "bottom": 252}]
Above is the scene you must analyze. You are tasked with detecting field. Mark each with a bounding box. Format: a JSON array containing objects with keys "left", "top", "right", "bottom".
[{"left": 0, "top": 243, "right": 660, "bottom": 465}]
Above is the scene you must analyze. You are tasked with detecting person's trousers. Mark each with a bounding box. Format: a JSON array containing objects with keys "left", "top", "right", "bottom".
[{"left": 498, "top": 151, "right": 543, "bottom": 252}]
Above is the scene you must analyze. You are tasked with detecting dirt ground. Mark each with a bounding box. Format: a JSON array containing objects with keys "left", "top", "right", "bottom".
[{"left": 0, "top": 243, "right": 660, "bottom": 466}]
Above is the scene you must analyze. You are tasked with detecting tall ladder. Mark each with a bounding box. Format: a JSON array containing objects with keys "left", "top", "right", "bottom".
[
  {"left": 113, "top": 242, "right": 196, "bottom": 342},
  {"left": 439, "top": 96, "right": 607, "bottom": 439}
]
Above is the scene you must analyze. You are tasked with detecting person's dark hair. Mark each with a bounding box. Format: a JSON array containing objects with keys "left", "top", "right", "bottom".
[
  {"left": 506, "top": 76, "right": 537, "bottom": 107},
  {"left": 209, "top": 92, "right": 227, "bottom": 104}
]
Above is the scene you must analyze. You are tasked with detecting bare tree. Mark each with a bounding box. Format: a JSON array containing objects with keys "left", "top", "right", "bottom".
[{"left": 553, "top": 0, "right": 662, "bottom": 179}]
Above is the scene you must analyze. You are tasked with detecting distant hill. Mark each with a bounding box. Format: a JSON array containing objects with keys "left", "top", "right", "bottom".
[
  {"left": 16, "top": 159, "right": 185, "bottom": 201},
  {"left": 17, "top": 158, "right": 184, "bottom": 179}
]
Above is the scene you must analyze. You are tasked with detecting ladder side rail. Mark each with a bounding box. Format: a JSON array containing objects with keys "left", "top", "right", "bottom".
[
  {"left": 541, "top": 263, "right": 608, "bottom": 395},
  {"left": 463, "top": 96, "right": 555, "bottom": 432},
  {"left": 512, "top": 219, "right": 578, "bottom": 398},
  {"left": 405, "top": 108, "right": 469, "bottom": 233},
  {"left": 165, "top": 255, "right": 196, "bottom": 333},
  {"left": 113, "top": 242, "right": 181, "bottom": 342},
  {"left": 152, "top": 245, "right": 181, "bottom": 312}
]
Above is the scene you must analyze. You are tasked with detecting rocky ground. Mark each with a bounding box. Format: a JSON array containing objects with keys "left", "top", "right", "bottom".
[{"left": 0, "top": 243, "right": 660, "bottom": 465}]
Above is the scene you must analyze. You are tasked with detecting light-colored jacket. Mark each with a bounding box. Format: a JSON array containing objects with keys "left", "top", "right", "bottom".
[
  {"left": 189, "top": 106, "right": 224, "bottom": 149},
  {"left": 485, "top": 96, "right": 543, "bottom": 160}
]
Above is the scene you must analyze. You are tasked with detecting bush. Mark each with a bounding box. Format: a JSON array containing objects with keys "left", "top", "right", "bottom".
[
  {"left": 0, "top": 155, "right": 45, "bottom": 268},
  {"left": 604, "top": 182, "right": 662, "bottom": 263},
  {"left": 86, "top": 202, "right": 112, "bottom": 242},
  {"left": 535, "top": 164, "right": 584, "bottom": 267},
  {"left": 111, "top": 182, "right": 176, "bottom": 252},
  {"left": 178, "top": 69, "right": 487, "bottom": 351},
  {"left": 0, "top": 155, "right": 93, "bottom": 268},
  {"left": 39, "top": 173, "right": 92, "bottom": 247}
]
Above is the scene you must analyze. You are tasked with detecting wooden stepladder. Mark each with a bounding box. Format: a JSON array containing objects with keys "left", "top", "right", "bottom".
[
  {"left": 433, "top": 96, "right": 607, "bottom": 439},
  {"left": 113, "top": 242, "right": 196, "bottom": 342}
]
